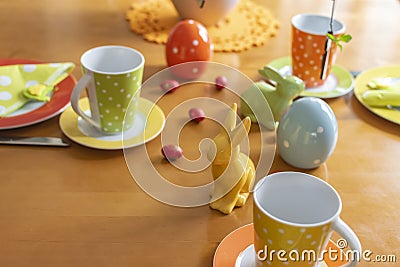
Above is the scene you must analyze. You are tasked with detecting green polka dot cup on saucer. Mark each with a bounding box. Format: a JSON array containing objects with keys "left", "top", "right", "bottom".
[
  {"left": 71, "top": 45, "right": 144, "bottom": 134},
  {"left": 253, "top": 172, "right": 361, "bottom": 267}
]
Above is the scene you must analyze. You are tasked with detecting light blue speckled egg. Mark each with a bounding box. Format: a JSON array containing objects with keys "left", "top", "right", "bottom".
[{"left": 277, "top": 97, "right": 338, "bottom": 169}]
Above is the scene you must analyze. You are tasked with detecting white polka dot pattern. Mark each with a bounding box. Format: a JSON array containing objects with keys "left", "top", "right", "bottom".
[
  {"left": 25, "top": 80, "right": 39, "bottom": 88},
  {"left": 0, "top": 91, "right": 12, "bottom": 100},
  {"left": 0, "top": 75, "right": 12, "bottom": 86},
  {"left": 92, "top": 70, "right": 142, "bottom": 133},
  {"left": 292, "top": 25, "right": 339, "bottom": 88},
  {"left": 0, "top": 62, "right": 75, "bottom": 116},
  {"left": 283, "top": 140, "right": 289, "bottom": 148},
  {"left": 23, "top": 64, "right": 37, "bottom": 72},
  {"left": 253, "top": 203, "right": 333, "bottom": 266}
]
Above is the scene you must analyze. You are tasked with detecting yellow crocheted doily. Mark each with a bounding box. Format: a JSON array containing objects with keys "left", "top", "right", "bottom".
[{"left": 126, "top": 0, "right": 279, "bottom": 52}]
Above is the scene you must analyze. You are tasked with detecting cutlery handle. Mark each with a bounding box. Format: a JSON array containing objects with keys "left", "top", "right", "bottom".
[{"left": 0, "top": 137, "right": 69, "bottom": 147}]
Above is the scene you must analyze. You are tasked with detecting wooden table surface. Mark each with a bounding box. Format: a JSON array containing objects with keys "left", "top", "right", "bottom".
[{"left": 0, "top": 0, "right": 399, "bottom": 266}]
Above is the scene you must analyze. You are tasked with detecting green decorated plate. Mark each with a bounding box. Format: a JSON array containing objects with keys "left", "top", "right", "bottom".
[{"left": 268, "top": 57, "right": 354, "bottom": 99}]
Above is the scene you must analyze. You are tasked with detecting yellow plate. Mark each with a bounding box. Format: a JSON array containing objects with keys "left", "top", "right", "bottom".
[
  {"left": 354, "top": 66, "right": 400, "bottom": 125},
  {"left": 59, "top": 97, "right": 165, "bottom": 150}
]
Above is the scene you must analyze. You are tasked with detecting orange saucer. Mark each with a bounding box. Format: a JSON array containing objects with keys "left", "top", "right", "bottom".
[{"left": 213, "top": 223, "right": 347, "bottom": 267}]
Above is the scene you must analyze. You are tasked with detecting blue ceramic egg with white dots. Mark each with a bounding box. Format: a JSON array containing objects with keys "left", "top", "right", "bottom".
[{"left": 277, "top": 97, "right": 338, "bottom": 169}]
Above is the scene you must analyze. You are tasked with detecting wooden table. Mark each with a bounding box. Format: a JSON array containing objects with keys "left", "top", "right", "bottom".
[{"left": 1, "top": 0, "right": 399, "bottom": 266}]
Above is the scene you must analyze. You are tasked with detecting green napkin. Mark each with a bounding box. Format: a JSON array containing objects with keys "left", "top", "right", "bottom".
[
  {"left": 362, "top": 90, "right": 400, "bottom": 107},
  {"left": 0, "top": 62, "right": 75, "bottom": 116},
  {"left": 362, "top": 77, "right": 400, "bottom": 107}
]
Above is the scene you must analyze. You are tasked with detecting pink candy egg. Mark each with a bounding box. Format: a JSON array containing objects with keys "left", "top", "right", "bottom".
[{"left": 161, "top": 144, "right": 183, "bottom": 162}]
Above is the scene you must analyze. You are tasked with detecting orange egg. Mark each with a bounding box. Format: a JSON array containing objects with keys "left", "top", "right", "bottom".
[{"left": 166, "top": 19, "right": 212, "bottom": 79}]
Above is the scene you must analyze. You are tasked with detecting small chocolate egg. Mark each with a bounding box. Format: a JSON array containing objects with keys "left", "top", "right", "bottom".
[
  {"left": 166, "top": 19, "right": 212, "bottom": 79},
  {"left": 277, "top": 97, "right": 338, "bottom": 169}
]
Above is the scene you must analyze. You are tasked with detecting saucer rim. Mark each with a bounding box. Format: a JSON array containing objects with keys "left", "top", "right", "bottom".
[
  {"left": 213, "top": 223, "right": 254, "bottom": 267},
  {"left": 213, "top": 223, "right": 346, "bottom": 267},
  {"left": 235, "top": 244, "right": 254, "bottom": 267},
  {"left": 59, "top": 97, "right": 165, "bottom": 150},
  {"left": 267, "top": 56, "right": 354, "bottom": 99}
]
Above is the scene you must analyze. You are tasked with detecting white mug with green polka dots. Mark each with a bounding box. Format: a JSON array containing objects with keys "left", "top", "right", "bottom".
[
  {"left": 253, "top": 172, "right": 361, "bottom": 266},
  {"left": 71, "top": 45, "right": 144, "bottom": 134}
]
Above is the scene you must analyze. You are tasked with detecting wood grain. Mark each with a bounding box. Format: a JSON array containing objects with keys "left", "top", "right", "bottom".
[{"left": 0, "top": 0, "right": 399, "bottom": 266}]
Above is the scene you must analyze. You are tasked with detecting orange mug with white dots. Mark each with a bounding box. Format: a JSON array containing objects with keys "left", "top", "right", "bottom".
[{"left": 291, "top": 14, "right": 345, "bottom": 88}]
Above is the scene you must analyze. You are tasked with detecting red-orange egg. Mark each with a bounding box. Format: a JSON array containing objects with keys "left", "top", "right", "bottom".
[{"left": 166, "top": 19, "right": 212, "bottom": 79}]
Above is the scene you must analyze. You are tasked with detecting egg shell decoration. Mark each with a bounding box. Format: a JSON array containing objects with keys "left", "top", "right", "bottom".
[
  {"left": 277, "top": 97, "right": 338, "bottom": 169},
  {"left": 166, "top": 19, "right": 212, "bottom": 80}
]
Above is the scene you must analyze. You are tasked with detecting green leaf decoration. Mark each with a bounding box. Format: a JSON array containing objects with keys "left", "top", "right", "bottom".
[{"left": 326, "top": 33, "right": 352, "bottom": 51}]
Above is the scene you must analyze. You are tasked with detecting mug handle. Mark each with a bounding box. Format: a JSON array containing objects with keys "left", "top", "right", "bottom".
[
  {"left": 70, "top": 74, "right": 100, "bottom": 129},
  {"left": 332, "top": 218, "right": 362, "bottom": 266}
]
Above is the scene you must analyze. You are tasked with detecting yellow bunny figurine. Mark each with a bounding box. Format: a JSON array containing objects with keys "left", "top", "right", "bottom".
[{"left": 207, "top": 103, "right": 255, "bottom": 214}]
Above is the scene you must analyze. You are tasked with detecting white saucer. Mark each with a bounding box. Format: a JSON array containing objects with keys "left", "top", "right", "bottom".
[
  {"left": 235, "top": 245, "right": 255, "bottom": 267},
  {"left": 59, "top": 97, "right": 165, "bottom": 150},
  {"left": 235, "top": 244, "right": 328, "bottom": 267}
]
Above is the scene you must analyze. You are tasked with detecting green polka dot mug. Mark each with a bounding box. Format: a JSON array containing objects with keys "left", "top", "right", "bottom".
[
  {"left": 253, "top": 172, "right": 361, "bottom": 266},
  {"left": 71, "top": 45, "right": 144, "bottom": 134}
]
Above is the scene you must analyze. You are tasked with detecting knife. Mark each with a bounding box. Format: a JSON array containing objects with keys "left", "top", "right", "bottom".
[{"left": 0, "top": 136, "right": 70, "bottom": 147}]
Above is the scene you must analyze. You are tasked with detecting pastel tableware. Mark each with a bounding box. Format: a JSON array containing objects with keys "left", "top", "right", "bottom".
[
  {"left": 60, "top": 97, "right": 165, "bottom": 150},
  {"left": 277, "top": 97, "right": 338, "bottom": 169},
  {"left": 268, "top": 57, "right": 354, "bottom": 99},
  {"left": 291, "top": 14, "right": 345, "bottom": 88},
  {"left": 171, "top": 0, "right": 240, "bottom": 26},
  {"left": 213, "top": 223, "right": 346, "bottom": 267},
  {"left": 70, "top": 45, "right": 144, "bottom": 134},
  {"left": 253, "top": 172, "right": 361, "bottom": 267},
  {"left": 354, "top": 65, "right": 400, "bottom": 125}
]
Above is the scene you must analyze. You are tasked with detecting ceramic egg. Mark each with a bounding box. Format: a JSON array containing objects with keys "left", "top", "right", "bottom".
[
  {"left": 171, "top": 0, "right": 240, "bottom": 26},
  {"left": 277, "top": 97, "right": 338, "bottom": 169},
  {"left": 166, "top": 19, "right": 212, "bottom": 79}
]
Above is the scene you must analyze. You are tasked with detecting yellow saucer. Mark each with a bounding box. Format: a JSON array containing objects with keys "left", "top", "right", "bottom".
[{"left": 59, "top": 97, "right": 165, "bottom": 150}]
